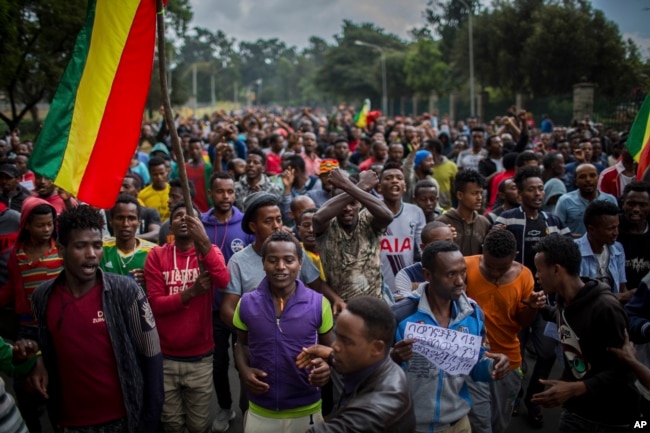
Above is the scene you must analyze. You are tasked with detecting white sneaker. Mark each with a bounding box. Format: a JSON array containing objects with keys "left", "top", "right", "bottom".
[{"left": 211, "top": 408, "right": 236, "bottom": 433}]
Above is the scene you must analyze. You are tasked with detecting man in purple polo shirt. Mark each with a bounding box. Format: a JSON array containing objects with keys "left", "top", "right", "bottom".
[{"left": 233, "top": 231, "right": 333, "bottom": 433}]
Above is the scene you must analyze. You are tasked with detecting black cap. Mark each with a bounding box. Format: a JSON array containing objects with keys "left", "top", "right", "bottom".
[
  {"left": 0, "top": 164, "right": 19, "bottom": 178},
  {"left": 241, "top": 192, "right": 280, "bottom": 235}
]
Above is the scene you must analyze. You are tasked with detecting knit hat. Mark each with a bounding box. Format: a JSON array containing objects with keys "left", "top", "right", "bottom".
[
  {"left": 241, "top": 192, "right": 280, "bottom": 235},
  {"left": 414, "top": 150, "right": 432, "bottom": 169},
  {"left": 319, "top": 159, "right": 339, "bottom": 175}
]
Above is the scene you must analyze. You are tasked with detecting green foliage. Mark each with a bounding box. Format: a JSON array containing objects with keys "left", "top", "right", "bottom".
[
  {"left": 0, "top": 0, "right": 86, "bottom": 131},
  {"left": 315, "top": 21, "right": 410, "bottom": 105},
  {"left": 447, "top": 0, "right": 646, "bottom": 98},
  {"left": 404, "top": 39, "right": 448, "bottom": 96}
]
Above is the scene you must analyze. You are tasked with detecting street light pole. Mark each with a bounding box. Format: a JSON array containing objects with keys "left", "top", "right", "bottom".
[
  {"left": 355, "top": 40, "right": 388, "bottom": 115},
  {"left": 457, "top": 0, "right": 475, "bottom": 117}
]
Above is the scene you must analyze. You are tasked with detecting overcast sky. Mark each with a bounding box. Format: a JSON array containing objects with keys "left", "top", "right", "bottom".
[{"left": 188, "top": 0, "right": 650, "bottom": 57}]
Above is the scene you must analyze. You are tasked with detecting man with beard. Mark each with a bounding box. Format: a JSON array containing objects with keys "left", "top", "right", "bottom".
[
  {"left": 100, "top": 194, "right": 156, "bottom": 289},
  {"left": 378, "top": 162, "right": 426, "bottom": 297},
  {"left": 313, "top": 169, "right": 393, "bottom": 301},
  {"left": 617, "top": 181, "right": 650, "bottom": 295},
  {"left": 145, "top": 202, "right": 229, "bottom": 433},
  {"left": 200, "top": 171, "right": 254, "bottom": 432},
  {"left": 234, "top": 148, "right": 282, "bottom": 211},
  {"left": 556, "top": 163, "right": 618, "bottom": 236}
]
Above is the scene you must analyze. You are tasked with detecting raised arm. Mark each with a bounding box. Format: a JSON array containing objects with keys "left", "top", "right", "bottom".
[{"left": 312, "top": 169, "right": 393, "bottom": 235}]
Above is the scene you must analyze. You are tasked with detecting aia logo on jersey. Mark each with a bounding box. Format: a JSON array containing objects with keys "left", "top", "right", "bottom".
[{"left": 381, "top": 237, "right": 412, "bottom": 252}]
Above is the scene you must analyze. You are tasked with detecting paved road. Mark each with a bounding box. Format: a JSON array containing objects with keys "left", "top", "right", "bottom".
[
  {"left": 6, "top": 348, "right": 561, "bottom": 433},
  {"left": 222, "top": 348, "right": 562, "bottom": 433}
]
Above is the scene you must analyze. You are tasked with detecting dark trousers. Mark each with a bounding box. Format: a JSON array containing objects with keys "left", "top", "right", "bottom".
[
  {"left": 558, "top": 409, "right": 629, "bottom": 433},
  {"left": 521, "top": 315, "right": 557, "bottom": 403},
  {"left": 15, "top": 326, "right": 44, "bottom": 433},
  {"left": 212, "top": 311, "right": 234, "bottom": 411}
]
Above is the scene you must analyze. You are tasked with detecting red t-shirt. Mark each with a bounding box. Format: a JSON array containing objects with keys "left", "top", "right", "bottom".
[
  {"left": 46, "top": 282, "right": 126, "bottom": 426},
  {"left": 266, "top": 152, "right": 282, "bottom": 175},
  {"left": 487, "top": 169, "right": 515, "bottom": 212},
  {"left": 186, "top": 162, "right": 209, "bottom": 212}
]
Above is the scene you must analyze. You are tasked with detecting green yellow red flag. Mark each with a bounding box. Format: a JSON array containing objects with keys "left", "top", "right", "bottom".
[
  {"left": 626, "top": 93, "right": 650, "bottom": 180},
  {"left": 353, "top": 99, "right": 371, "bottom": 128},
  {"left": 30, "top": 0, "right": 157, "bottom": 208}
]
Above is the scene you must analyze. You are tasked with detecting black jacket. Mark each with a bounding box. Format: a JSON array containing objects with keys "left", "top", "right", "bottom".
[
  {"left": 308, "top": 356, "right": 415, "bottom": 433},
  {"left": 0, "top": 185, "right": 31, "bottom": 213},
  {"left": 541, "top": 279, "right": 638, "bottom": 425}
]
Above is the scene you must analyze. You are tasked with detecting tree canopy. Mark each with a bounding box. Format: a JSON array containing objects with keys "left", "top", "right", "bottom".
[{"left": 1, "top": 0, "right": 648, "bottom": 131}]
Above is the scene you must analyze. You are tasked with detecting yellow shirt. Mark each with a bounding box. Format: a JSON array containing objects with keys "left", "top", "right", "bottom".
[
  {"left": 302, "top": 244, "right": 326, "bottom": 281},
  {"left": 138, "top": 184, "right": 171, "bottom": 222}
]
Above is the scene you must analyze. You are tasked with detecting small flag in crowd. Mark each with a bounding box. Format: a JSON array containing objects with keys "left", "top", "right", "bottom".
[
  {"left": 354, "top": 99, "right": 371, "bottom": 128},
  {"left": 626, "top": 93, "right": 650, "bottom": 180},
  {"left": 30, "top": 0, "right": 157, "bottom": 208}
]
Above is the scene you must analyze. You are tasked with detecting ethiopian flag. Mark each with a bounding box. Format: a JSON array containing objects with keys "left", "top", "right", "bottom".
[
  {"left": 627, "top": 93, "right": 650, "bottom": 180},
  {"left": 353, "top": 99, "right": 371, "bottom": 128},
  {"left": 30, "top": 0, "right": 157, "bottom": 209}
]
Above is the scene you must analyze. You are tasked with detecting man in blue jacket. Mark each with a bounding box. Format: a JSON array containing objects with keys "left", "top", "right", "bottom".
[{"left": 391, "top": 240, "right": 509, "bottom": 433}]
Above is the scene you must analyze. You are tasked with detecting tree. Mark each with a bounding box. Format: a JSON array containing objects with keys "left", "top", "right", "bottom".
[
  {"left": 0, "top": 0, "right": 194, "bottom": 131},
  {"left": 423, "top": 0, "right": 481, "bottom": 63},
  {"left": 0, "top": 0, "right": 86, "bottom": 131},
  {"left": 315, "top": 21, "right": 407, "bottom": 105},
  {"left": 237, "top": 38, "right": 297, "bottom": 104},
  {"left": 448, "top": 0, "right": 645, "bottom": 98},
  {"left": 404, "top": 38, "right": 449, "bottom": 96}
]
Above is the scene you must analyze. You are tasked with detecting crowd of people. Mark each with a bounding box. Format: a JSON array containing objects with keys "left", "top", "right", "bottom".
[{"left": 0, "top": 103, "right": 649, "bottom": 433}]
